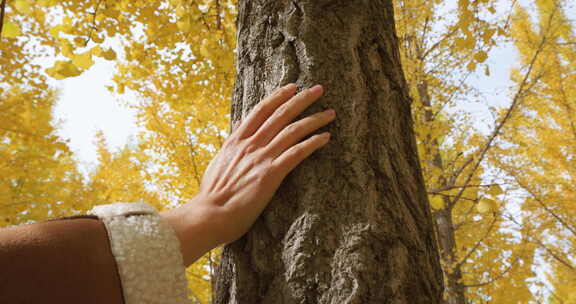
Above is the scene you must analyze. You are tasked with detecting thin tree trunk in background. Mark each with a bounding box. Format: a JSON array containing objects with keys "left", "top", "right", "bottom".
[
  {"left": 215, "top": 0, "right": 444, "bottom": 303},
  {"left": 418, "top": 81, "right": 467, "bottom": 304}
]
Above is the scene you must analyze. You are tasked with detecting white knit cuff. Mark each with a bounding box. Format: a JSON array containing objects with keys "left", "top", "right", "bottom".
[{"left": 88, "top": 202, "right": 190, "bottom": 304}]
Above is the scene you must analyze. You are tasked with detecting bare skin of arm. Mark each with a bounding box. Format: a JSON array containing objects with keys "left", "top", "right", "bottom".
[
  {"left": 0, "top": 84, "right": 334, "bottom": 303},
  {"left": 161, "top": 83, "right": 336, "bottom": 266}
]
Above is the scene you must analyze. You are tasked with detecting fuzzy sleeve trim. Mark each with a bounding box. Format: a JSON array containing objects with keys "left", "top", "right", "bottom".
[{"left": 88, "top": 202, "right": 190, "bottom": 304}]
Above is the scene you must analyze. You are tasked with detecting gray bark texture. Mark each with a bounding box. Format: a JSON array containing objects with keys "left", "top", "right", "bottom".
[{"left": 214, "top": 0, "right": 444, "bottom": 303}]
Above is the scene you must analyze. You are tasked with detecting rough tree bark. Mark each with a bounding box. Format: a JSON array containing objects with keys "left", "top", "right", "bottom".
[{"left": 215, "top": 0, "right": 444, "bottom": 303}]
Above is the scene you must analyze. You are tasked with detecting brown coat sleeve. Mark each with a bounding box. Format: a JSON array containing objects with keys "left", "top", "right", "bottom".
[{"left": 0, "top": 216, "right": 125, "bottom": 304}]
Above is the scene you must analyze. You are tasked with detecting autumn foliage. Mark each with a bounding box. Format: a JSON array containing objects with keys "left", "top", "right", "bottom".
[{"left": 1, "top": 0, "right": 575, "bottom": 302}]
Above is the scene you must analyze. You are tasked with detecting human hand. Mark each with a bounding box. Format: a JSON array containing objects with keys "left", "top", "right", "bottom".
[
  {"left": 199, "top": 84, "right": 335, "bottom": 245},
  {"left": 161, "top": 84, "right": 335, "bottom": 265}
]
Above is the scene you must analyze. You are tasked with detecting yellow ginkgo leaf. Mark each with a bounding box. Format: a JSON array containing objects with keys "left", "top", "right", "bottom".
[
  {"left": 2, "top": 21, "right": 21, "bottom": 38},
  {"left": 177, "top": 17, "right": 192, "bottom": 33},
  {"left": 488, "top": 185, "right": 503, "bottom": 197},
  {"left": 73, "top": 37, "right": 86, "bottom": 46},
  {"left": 46, "top": 60, "right": 83, "bottom": 79},
  {"left": 14, "top": 0, "right": 32, "bottom": 14},
  {"left": 483, "top": 28, "right": 496, "bottom": 44},
  {"left": 477, "top": 198, "right": 497, "bottom": 214},
  {"left": 38, "top": 0, "right": 57, "bottom": 7},
  {"left": 429, "top": 195, "right": 445, "bottom": 210},
  {"left": 200, "top": 39, "right": 211, "bottom": 58},
  {"left": 176, "top": 6, "right": 187, "bottom": 18},
  {"left": 49, "top": 25, "right": 63, "bottom": 38},
  {"left": 474, "top": 51, "right": 488, "bottom": 63},
  {"left": 454, "top": 37, "right": 468, "bottom": 50},
  {"left": 72, "top": 52, "right": 95, "bottom": 70},
  {"left": 467, "top": 60, "right": 477, "bottom": 72},
  {"left": 19, "top": 108, "right": 32, "bottom": 127},
  {"left": 101, "top": 48, "right": 117, "bottom": 60},
  {"left": 60, "top": 40, "right": 74, "bottom": 58},
  {"left": 92, "top": 33, "right": 105, "bottom": 43}
]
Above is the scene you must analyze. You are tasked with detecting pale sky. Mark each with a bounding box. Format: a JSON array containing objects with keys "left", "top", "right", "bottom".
[{"left": 51, "top": 59, "right": 140, "bottom": 172}]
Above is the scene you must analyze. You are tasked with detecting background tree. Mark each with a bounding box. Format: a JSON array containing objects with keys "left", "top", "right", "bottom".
[
  {"left": 493, "top": 0, "right": 576, "bottom": 301},
  {"left": 1, "top": 0, "right": 231, "bottom": 300},
  {"left": 395, "top": 0, "right": 542, "bottom": 302},
  {"left": 0, "top": 88, "right": 85, "bottom": 227}
]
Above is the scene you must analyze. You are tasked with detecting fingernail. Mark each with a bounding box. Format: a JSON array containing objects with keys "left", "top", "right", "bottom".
[
  {"left": 323, "top": 132, "right": 331, "bottom": 140},
  {"left": 309, "top": 84, "right": 323, "bottom": 95},
  {"left": 325, "top": 109, "right": 335, "bottom": 117}
]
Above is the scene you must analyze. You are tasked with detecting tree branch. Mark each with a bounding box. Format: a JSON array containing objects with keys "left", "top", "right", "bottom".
[
  {"left": 513, "top": 175, "right": 576, "bottom": 238},
  {"left": 504, "top": 213, "right": 576, "bottom": 272},
  {"left": 463, "top": 250, "right": 522, "bottom": 288},
  {"left": 455, "top": 214, "right": 498, "bottom": 269},
  {"left": 450, "top": 6, "right": 556, "bottom": 210},
  {"left": 0, "top": 0, "right": 7, "bottom": 39},
  {"left": 428, "top": 183, "right": 501, "bottom": 195}
]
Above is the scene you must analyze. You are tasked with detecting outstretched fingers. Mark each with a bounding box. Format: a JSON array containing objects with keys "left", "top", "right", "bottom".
[
  {"left": 252, "top": 85, "right": 324, "bottom": 146},
  {"left": 234, "top": 84, "right": 297, "bottom": 139},
  {"left": 266, "top": 109, "right": 335, "bottom": 158},
  {"left": 271, "top": 132, "right": 331, "bottom": 180}
]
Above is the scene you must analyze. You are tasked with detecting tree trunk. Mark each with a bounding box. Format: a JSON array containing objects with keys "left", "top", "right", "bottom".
[
  {"left": 418, "top": 81, "right": 467, "bottom": 304},
  {"left": 215, "top": 1, "right": 444, "bottom": 303}
]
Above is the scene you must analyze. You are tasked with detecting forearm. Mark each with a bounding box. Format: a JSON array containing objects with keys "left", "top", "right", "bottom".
[{"left": 0, "top": 216, "right": 124, "bottom": 303}]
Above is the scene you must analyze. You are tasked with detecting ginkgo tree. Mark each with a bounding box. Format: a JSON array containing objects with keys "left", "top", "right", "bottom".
[
  {"left": 3, "top": 0, "right": 576, "bottom": 302},
  {"left": 2, "top": 0, "right": 233, "bottom": 301},
  {"left": 394, "top": 0, "right": 543, "bottom": 302},
  {"left": 0, "top": 87, "right": 86, "bottom": 227},
  {"left": 493, "top": 0, "right": 576, "bottom": 301}
]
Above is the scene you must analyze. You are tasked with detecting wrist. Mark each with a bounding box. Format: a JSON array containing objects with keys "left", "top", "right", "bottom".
[{"left": 160, "top": 199, "right": 221, "bottom": 267}]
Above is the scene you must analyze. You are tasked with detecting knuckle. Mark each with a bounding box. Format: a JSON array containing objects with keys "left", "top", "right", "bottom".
[
  {"left": 276, "top": 105, "right": 291, "bottom": 117},
  {"left": 246, "top": 144, "right": 259, "bottom": 154},
  {"left": 253, "top": 149, "right": 269, "bottom": 163},
  {"left": 241, "top": 142, "right": 259, "bottom": 155},
  {"left": 246, "top": 156, "right": 258, "bottom": 170},
  {"left": 221, "top": 138, "right": 234, "bottom": 150},
  {"left": 291, "top": 145, "right": 305, "bottom": 156},
  {"left": 256, "top": 102, "right": 271, "bottom": 115},
  {"left": 285, "top": 123, "right": 301, "bottom": 136}
]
